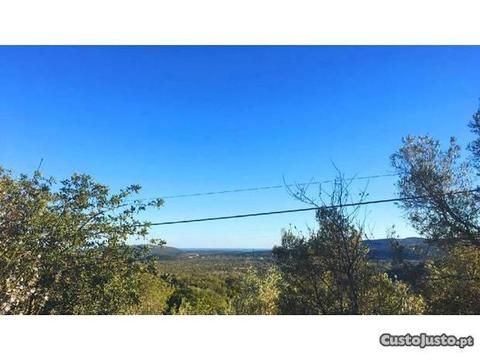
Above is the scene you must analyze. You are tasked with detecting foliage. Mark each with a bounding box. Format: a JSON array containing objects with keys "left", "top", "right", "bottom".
[
  {"left": 154, "top": 254, "right": 277, "bottom": 315},
  {"left": 125, "top": 273, "right": 173, "bottom": 315},
  {"left": 274, "top": 175, "right": 424, "bottom": 315},
  {"left": 273, "top": 228, "right": 424, "bottom": 315},
  {"left": 388, "top": 237, "right": 407, "bottom": 267},
  {"left": 359, "top": 273, "right": 425, "bottom": 315},
  {"left": 161, "top": 273, "right": 233, "bottom": 315},
  {"left": 390, "top": 107, "right": 480, "bottom": 315},
  {"left": 233, "top": 266, "right": 281, "bottom": 315},
  {"left": 384, "top": 227, "right": 428, "bottom": 291},
  {"left": 468, "top": 108, "right": 480, "bottom": 172},
  {"left": 274, "top": 227, "right": 366, "bottom": 314},
  {"left": 391, "top": 134, "right": 480, "bottom": 247},
  {"left": 422, "top": 245, "right": 480, "bottom": 314},
  {"left": 173, "top": 288, "right": 232, "bottom": 315},
  {"left": 275, "top": 175, "right": 371, "bottom": 314},
  {"left": 0, "top": 166, "right": 163, "bottom": 315},
  {"left": 145, "top": 258, "right": 281, "bottom": 315}
]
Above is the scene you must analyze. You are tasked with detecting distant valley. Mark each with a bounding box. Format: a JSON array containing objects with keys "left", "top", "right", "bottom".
[{"left": 142, "top": 237, "right": 427, "bottom": 261}]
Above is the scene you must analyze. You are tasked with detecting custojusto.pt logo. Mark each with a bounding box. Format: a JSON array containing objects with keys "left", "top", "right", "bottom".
[{"left": 380, "top": 333, "right": 474, "bottom": 349}]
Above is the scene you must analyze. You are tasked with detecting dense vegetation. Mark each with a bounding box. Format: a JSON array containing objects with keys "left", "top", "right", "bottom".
[{"left": 2, "top": 108, "right": 480, "bottom": 315}]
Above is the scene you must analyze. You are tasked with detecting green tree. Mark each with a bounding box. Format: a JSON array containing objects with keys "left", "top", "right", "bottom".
[
  {"left": 233, "top": 266, "right": 281, "bottom": 315},
  {"left": 161, "top": 274, "right": 232, "bottom": 315},
  {"left": 125, "top": 273, "right": 173, "bottom": 315},
  {"left": 360, "top": 273, "right": 425, "bottom": 315},
  {"left": 422, "top": 245, "right": 480, "bottom": 314},
  {"left": 0, "top": 166, "right": 163, "bottom": 315},
  {"left": 467, "top": 108, "right": 480, "bottom": 172},
  {"left": 173, "top": 288, "right": 232, "bottom": 315},
  {"left": 391, "top": 107, "right": 480, "bottom": 314},
  {"left": 274, "top": 175, "right": 370, "bottom": 314},
  {"left": 274, "top": 175, "right": 423, "bottom": 314},
  {"left": 391, "top": 132, "right": 480, "bottom": 248}
]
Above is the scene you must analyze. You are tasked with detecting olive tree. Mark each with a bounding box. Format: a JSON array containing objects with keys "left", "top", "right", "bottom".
[
  {"left": 391, "top": 107, "right": 480, "bottom": 314},
  {"left": 391, "top": 108, "right": 480, "bottom": 249},
  {"left": 391, "top": 135, "right": 480, "bottom": 247}
]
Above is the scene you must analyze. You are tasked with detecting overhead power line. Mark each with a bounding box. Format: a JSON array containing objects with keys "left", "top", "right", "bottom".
[
  {"left": 130, "top": 172, "right": 399, "bottom": 202},
  {"left": 143, "top": 188, "right": 480, "bottom": 227}
]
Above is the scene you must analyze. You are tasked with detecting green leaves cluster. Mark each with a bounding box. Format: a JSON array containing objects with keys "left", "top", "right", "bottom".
[
  {"left": 422, "top": 245, "right": 480, "bottom": 314},
  {"left": 392, "top": 136, "right": 480, "bottom": 247},
  {"left": 232, "top": 267, "right": 281, "bottom": 315},
  {"left": 272, "top": 210, "right": 422, "bottom": 315},
  {"left": 0, "top": 167, "right": 162, "bottom": 314}
]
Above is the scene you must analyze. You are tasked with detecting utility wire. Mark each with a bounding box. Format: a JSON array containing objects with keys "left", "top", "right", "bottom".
[
  {"left": 143, "top": 188, "right": 480, "bottom": 227},
  {"left": 129, "top": 172, "right": 399, "bottom": 203}
]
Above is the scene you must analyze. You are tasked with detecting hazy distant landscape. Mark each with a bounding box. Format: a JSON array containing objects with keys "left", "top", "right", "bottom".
[{"left": 145, "top": 237, "right": 427, "bottom": 261}]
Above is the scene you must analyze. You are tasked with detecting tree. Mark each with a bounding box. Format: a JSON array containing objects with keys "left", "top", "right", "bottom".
[
  {"left": 383, "top": 226, "right": 427, "bottom": 291},
  {"left": 468, "top": 108, "right": 480, "bottom": 172},
  {"left": 391, "top": 133, "right": 480, "bottom": 248},
  {"left": 359, "top": 273, "right": 425, "bottom": 315},
  {"left": 0, "top": 166, "right": 163, "bottom": 315},
  {"left": 160, "top": 274, "right": 232, "bottom": 315},
  {"left": 233, "top": 267, "right": 281, "bottom": 315},
  {"left": 387, "top": 228, "right": 407, "bottom": 267},
  {"left": 391, "top": 107, "right": 480, "bottom": 314},
  {"left": 273, "top": 174, "right": 422, "bottom": 314},
  {"left": 171, "top": 288, "right": 232, "bottom": 315},
  {"left": 124, "top": 273, "right": 173, "bottom": 315},
  {"left": 422, "top": 245, "right": 480, "bottom": 314}
]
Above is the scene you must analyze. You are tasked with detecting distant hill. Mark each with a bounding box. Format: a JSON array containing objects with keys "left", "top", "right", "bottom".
[
  {"left": 363, "top": 237, "right": 427, "bottom": 261},
  {"left": 142, "top": 245, "right": 184, "bottom": 260}
]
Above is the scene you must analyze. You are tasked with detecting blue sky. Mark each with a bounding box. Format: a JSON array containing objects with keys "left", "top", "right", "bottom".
[{"left": 1, "top": 46, "right": 479, "bottom": 248}]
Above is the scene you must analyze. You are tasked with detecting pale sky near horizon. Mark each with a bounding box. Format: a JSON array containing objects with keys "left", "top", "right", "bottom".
[{"left": 1, "top": 46, "right": 480, "bottom": 248}]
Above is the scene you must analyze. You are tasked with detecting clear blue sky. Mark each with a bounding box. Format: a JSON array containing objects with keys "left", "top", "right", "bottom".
[{"left": 1, "top": 46, "right": 479, "bottom": 248}]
